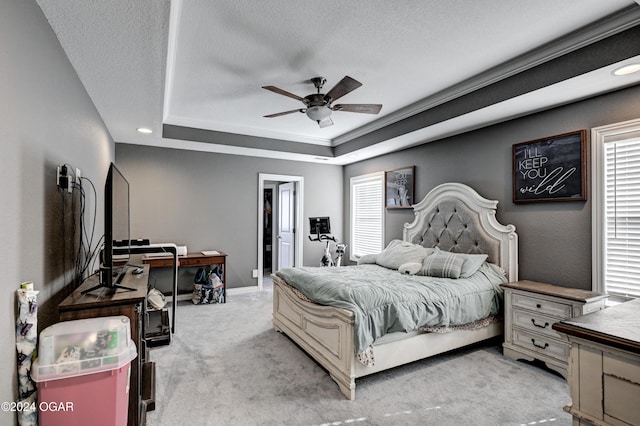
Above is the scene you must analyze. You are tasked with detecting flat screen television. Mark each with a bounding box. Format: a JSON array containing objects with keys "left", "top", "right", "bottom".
[
  {"left": 83, "top": 163, "right": 134, "bottom": 294},
  {"left": 309, "top": 217, "right": 331, "bottom": 235}
]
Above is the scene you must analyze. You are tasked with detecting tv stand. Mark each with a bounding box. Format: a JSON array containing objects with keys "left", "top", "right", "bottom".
[
  {"left": 82, "top": 282, "right": 137, "bottom": 294},
  {"left": 59, "top": 266, "right": 154, "bottom": 425},
  {"left": 81, "top": 267, "right": 136, "bottom": 295}
]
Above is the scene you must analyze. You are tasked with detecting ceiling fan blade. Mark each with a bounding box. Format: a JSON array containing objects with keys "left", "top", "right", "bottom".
[
  {"left": 318, "top": 117, "right": 333, "bottom": 128},
  {"left": 324, "top": 76, "right": 362, "bottom": 103},
  {"left": 262, "top": 85, "right": 307, "bottom": 103},
  {"left": 333, "top": 104, "right": 382, "bottom": 114},
  {"left": 263, "top": 109, "right": 304, "bottom": 118}
]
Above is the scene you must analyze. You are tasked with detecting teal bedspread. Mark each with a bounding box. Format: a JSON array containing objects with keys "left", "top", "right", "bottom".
[{"left": 275, "top": 263, "right": 506, "bottom": 354}]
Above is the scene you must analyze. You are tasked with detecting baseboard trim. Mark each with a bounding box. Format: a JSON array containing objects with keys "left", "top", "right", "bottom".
[{"left": 165, "top": 285, "right": 261, "bottom": 303}]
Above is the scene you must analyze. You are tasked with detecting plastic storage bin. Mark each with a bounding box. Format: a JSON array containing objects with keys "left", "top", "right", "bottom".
[{"left": 31, "top": 316, "right": 137, "bottom": 426}]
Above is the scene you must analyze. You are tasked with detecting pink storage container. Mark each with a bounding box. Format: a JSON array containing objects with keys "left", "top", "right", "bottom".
[{"left": 31, "top": 316, "right": 137, "bottom": 426}]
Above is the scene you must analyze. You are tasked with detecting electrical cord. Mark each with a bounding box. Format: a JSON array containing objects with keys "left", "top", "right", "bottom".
[
  {"left": 74, "top": 176, "right": 99, "bottom": 281},
  {"left": 81, "top": 177, "right": 101, "bottom": 285},
  {"left": 57, "top": 172, "right": 102, "bottom": 288},
  {"left": 60, "top": 189, "right": 69, "bottom": 289}
]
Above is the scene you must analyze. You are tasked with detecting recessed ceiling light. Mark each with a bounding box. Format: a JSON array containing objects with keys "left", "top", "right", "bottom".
[
  {"left": 612, "top": 63, "right": 640, "bottom": 76},
  {"left": 137, "top": 127, "right": 153, "bottom": 134}
]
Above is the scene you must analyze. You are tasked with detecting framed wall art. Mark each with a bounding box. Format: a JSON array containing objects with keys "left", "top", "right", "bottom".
[
  {"left": 512, "top": 130, "right": 586, "bottom": 203},
  {"left": 385, "top": 166, "right": 415, "bottom": 208}
]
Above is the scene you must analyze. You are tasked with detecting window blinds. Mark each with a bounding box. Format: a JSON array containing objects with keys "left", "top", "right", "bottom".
[
  {"left": 604, "top": 138, "right": 640, "bottom": 298},
  {"left": 350, "top": 173, "right": 384, "bottom": 260}
]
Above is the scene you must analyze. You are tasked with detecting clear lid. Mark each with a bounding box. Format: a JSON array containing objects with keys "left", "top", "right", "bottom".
[{"left": 31, "top": 316, "right": 137, "bottom": 381}]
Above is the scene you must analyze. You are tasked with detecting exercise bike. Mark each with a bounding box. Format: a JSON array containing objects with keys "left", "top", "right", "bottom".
[
  {"left": 309, "top": 232, "right": 347, "bottom": 267},
  {"left": 334, "top": 242, "right": 347, "bottom": 267}
]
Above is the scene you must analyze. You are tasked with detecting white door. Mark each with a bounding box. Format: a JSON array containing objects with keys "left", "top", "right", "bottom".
[{"left": 278, "top": 182, "right": 295, "bottom": 270}]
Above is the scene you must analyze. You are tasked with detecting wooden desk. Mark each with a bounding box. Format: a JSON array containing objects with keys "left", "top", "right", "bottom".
[
  {"left": 58, "top": 266, "right": 154, "bottom": 426},
  {"left": 141, "top": 252, "right": 227, "bottom": 303},
  {"left": 553, "top": 300, "right": 640, "bottom": 425}
]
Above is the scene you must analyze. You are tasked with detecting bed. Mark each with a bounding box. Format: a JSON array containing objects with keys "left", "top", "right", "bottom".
[{"left": 272, "top": 182, "right": 518, "bottom": 400}]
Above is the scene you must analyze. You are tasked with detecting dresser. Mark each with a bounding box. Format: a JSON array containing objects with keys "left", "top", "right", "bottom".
[
  {"left": 501, "top": 280, "right": 608, "bottom": 378},
  {"left": 553, "top": 299, "right": 640, "bottom": 426}
]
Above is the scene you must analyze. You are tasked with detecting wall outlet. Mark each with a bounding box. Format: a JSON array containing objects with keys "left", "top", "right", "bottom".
[
  {"left": 252, "top": 269, "right": 258, "bottom": 278},
  {"left": 56, "top": 165, "right": 72, "bottom": 193}
]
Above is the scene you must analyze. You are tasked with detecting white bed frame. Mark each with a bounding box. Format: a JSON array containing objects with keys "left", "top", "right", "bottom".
[{"left": 272, "top": 183, "right": 518, "bottom": 400}]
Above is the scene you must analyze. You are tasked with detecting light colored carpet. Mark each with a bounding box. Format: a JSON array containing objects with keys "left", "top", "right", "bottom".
[{"left": 146, "top": 283, "right": 572, "bottom": 426}]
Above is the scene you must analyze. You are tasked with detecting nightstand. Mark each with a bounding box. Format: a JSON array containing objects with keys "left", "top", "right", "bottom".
[{"left": 501, "top": 280, "right": 608, "bottom": 378}]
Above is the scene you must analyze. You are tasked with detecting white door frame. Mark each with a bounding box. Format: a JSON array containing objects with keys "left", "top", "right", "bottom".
[{"left": 258, "top": 173, "right": 304, "bottom": 291}]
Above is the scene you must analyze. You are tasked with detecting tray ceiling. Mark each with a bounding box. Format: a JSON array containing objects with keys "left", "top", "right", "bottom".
[{"left": 36, "top": 0, "right": 640, "bottom": 164}]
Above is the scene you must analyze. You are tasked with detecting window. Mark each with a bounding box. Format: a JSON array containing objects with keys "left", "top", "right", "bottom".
[
  {"left": 593, "top": 120, "right": 640, "bottom": 300},
  {"left": 350, "top": 172, "right": 385, "bottom": 261}
]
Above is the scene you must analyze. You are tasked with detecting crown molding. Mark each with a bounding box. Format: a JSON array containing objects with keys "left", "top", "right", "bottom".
[{"left": 333, "top": 5, "right": 640, "bottom": 146}]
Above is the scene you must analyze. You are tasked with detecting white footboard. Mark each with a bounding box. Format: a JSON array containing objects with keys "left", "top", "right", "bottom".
[
  {"left": 272, "top": 275, "right": 357, "bottom": 399},
  {"left": 272, "top": 275, "right": 503, "bottom": 400},
  {"left": 353, "top": 321, "right": 503, "bottom": 377},
  {"left": 271, "top": 184, "right": 516, "bottom": 400}
]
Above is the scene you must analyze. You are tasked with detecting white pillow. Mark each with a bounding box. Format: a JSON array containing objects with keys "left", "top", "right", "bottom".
[
  {"left": 376, "top": 240, "right": 431, "bottom": 270},
  {"left": 420, "top": 249, "right": 464, "bottom": 279},
  {"left": 357, "top": 254, "right": 378, "bottom": 265},
  {"left": 398, "top": 262, "right": 422, "bottom": 275},
  {"left": 458, "top": 253, "right": 489, "bottom": 278},
  {"left": 418, "top": 248, "right": 488, "bottom": 278}
]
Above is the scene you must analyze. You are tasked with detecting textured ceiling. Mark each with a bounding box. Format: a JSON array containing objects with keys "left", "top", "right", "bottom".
[{"left": 36, "top": 0, "right": 640, "bottom": 164}]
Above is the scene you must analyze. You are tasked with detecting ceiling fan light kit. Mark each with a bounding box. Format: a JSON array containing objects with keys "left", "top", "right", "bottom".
[
  {"left": 306, "top": 105, "right": 331, "bottom": 121},
  {"left": 262, "top": 76, "right": 382, "bottom": 128}
]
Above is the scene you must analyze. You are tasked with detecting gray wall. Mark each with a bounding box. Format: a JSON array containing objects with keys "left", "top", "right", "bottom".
[
  {"left": 3, "top": 0, "right": 640, "bottom": 416},
  {"left": 115, "top": 144, "right": 343, "bottom": 290},
  {"left": 344, "top": 85, "right": 640, "bottom": 290},
  {"left": 1, "top": 0, "right": 113, "bottom": 419}
]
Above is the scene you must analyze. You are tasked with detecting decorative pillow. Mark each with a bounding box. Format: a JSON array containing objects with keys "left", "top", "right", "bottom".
[
  {"left": 357, "top": 254, "right": 378, "bottom": 265},
  {"left": 376, "top": 240, "right": 430, "bottom": 270},
  {"left": 420, "top": 248, "right": 465, "bottom": 279},
  {"left": 458, "top": 253, "right": 489, "bottom": 278},
  {"left": 398, "top": 262, "right": 422, "bottom": 275}
]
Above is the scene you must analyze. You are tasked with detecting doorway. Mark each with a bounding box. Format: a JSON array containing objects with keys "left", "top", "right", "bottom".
[
  {"left": 258, "top": 174, "right": 304, "bottom": 291},
  {"left": 262, "top": 184, "right": 275, "bottom": 276}
]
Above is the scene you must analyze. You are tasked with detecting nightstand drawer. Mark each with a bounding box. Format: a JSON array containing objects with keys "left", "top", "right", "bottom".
[
  {"left": 512, "top": 293, "right": 571, "bottom": 318},
  {"left": 513, "top": 328, "right": 569, "bottom": 361},
  {"left": 512, "top": 309, "right": 563, "bottom": 339},
  {"left": 502, "top": 280, "right": 608, "bottom": 379}
]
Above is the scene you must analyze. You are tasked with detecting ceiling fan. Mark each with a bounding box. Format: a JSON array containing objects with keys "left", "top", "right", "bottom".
[{"left": 262, "top": 76, "right": 382, "bottom": 128}]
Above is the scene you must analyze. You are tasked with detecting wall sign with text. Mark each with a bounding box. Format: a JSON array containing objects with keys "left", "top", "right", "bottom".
[
  {"left": 512, "top": 130, "right": 586, "bottom": 203},
  {"left": 385, "top": 166, "right": 415, "bottom": 208}
]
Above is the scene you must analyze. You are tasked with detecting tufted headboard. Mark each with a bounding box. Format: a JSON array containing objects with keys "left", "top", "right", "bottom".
[{"left": 403, "top": 183, "right": 518, "bottom": 281}]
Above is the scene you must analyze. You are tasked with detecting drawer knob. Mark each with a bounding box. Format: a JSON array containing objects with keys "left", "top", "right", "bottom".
[
  {"left": 536, "top": 303, "right": 542, "bottom": 309},
  {"left": 531, "top": 319, "right": 549, "bottom": 329},
  {"left": 531, "top": 338, "right": 549, "bottom": 350}
]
